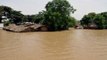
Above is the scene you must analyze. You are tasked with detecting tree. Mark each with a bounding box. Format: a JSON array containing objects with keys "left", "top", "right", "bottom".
[
  {"left": 100, "top": 12, "right": 107, "bottom": 20},
  {"left": 68, "top": 17, "right": 76, "bottom": 27},
  {"left": 0, "top": 6, "right": 13, "bottom": 18},
  {"left": 22, "top": 15, "right": 28, "bottom": 22},
  {"left": 81, "top": 12, "right": 107, "bottom": 29},
  {"left": 100, "top": 12, "right": 107, "bottom": 28},
  {"left": 0, "top": 6, "right": 24, "bottom": 24},
  {"left": 0, "top": 6, "right": 13, "bottom": 24},
  {"left": 43, "top": 0, "right": 76, "bottom": 31},
  {"left": 33, "top": 11, "right": 46, "bottom": 24},
  {"left": 94, "top": 14, "right": 105, "bottom": 29},
  {"left": 80, "top": 12, "right": 96, "bottom": 27},
  {"left": 80, "top": 15, "right": 90, "bottom": 27},
  {"left": 10, "top": 10, "right": 24, "bottom": 24}
]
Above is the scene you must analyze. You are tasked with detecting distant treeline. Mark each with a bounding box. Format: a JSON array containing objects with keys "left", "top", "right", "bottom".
[{"left": 0, "top": 0, "right": 77, "bottom": 31}]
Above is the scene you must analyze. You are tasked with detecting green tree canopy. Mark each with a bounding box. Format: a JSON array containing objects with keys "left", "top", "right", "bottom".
[
  {"left": 94, "top": 14, "right": 105, "bottom": 29},
  {"left": 81, "top": 12, "right": 107, "bottom": 29},
  {"left": 0, "top": 6, "right": 13, "bottom": 23},
  {"left": 0, "top": 6, "right": 24, "bottom": 24},
  {"left": 80, "top": 12, "right": 96, "bottom": 27},
  {"left": 43, "top": 0, "right": 76, "bottom": 31},
  {"left": 10, "top": 10, "right": 24, "bottom": 24}
]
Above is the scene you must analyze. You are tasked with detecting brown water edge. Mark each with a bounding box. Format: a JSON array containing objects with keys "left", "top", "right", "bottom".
[{"left": 0, "top": 29, "right": 107, "bottom": 60}]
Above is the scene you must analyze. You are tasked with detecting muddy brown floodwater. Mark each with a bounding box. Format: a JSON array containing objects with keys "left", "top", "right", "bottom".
[{"left": 0, "top": 29, "right": 107, "bottom": 60}]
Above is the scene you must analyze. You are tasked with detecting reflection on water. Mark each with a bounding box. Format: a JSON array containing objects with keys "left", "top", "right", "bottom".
[{"left": 0, "top": 29, "right": 107, "bottom": 60}]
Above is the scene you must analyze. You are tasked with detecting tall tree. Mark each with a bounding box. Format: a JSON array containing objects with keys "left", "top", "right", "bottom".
[{"left": 43, "top": 0, "right": 76, "bottom": 30}]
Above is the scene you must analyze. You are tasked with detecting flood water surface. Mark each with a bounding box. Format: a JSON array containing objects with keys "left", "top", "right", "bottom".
[{"left": 0, "top": 29, "right": 107, "bottom": 60}]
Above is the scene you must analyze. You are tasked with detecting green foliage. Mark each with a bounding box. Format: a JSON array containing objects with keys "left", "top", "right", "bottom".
[
  {"left": 43, "top": 0, "right": 76, "bottom": 31},
  {"left": 43, "top": 12, "right": 67, "bottom": 30},
  {"left": 94, "top": 14, "right": 105, "bottom": 29},
  {"left": 0, "top": 0, "right": 76, "bottom": 31},
  {"left": 4, "top": 21, "right": 11, "bottom": 26},
  {"left": 10, "top": 11, "right": 24, "bottom": 24},
  {"left": 45, "top": 0, "right": 76, "bottom": 16},
  {"left": 80, "top": 12, "right": 96, "bottom": 27},
  {"left": 81, "top": 12, "right": 107, "bottom": 29},
  {"left": 34, "top": 11, "right": 46, "bottom": 24},
  {"left": 0, "top": 6, "right": 13, "bottom": 18},
  {"left": 100, "top": 12, "right": 107, "bottom": 28},
  {"left": 22, "top": 15, "right": 28, "bottom": 22},
  {"left": 100, "top": 12, "right": 107, "bottom": 20},
  {"left": 68, "top": 17, "right": 76, "bottom": 27},
  {"left": 25, "top": 15, "right": 35, "bottom": 22},
  {"left": 0, "top": 6, "right": 10, "bottom": 23},
  {"left": 0, "top": 6, "right": 24, "bottom": 24}
]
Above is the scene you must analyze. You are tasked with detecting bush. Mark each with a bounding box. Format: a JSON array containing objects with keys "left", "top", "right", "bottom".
[{"left": 4, "top": 21, "right": 11, "bottom": 26}]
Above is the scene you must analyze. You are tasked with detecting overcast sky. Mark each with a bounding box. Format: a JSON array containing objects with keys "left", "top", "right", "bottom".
[{"left": 0, "top": 0, "right": 107, "bottom": 20}]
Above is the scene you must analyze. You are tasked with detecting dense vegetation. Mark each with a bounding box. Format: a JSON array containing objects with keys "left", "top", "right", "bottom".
[
  {"left": 0, "top": 6, "right": 24, "bottom": 24},
  {"left": 0, "top": 0, "right": 76, "bottom": 31},
  {"left": 43, "top": 0, "right": 76, "bottom": 30},
  {"left": 80, "top": 12, "right": 107, "bottom": 29}
]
